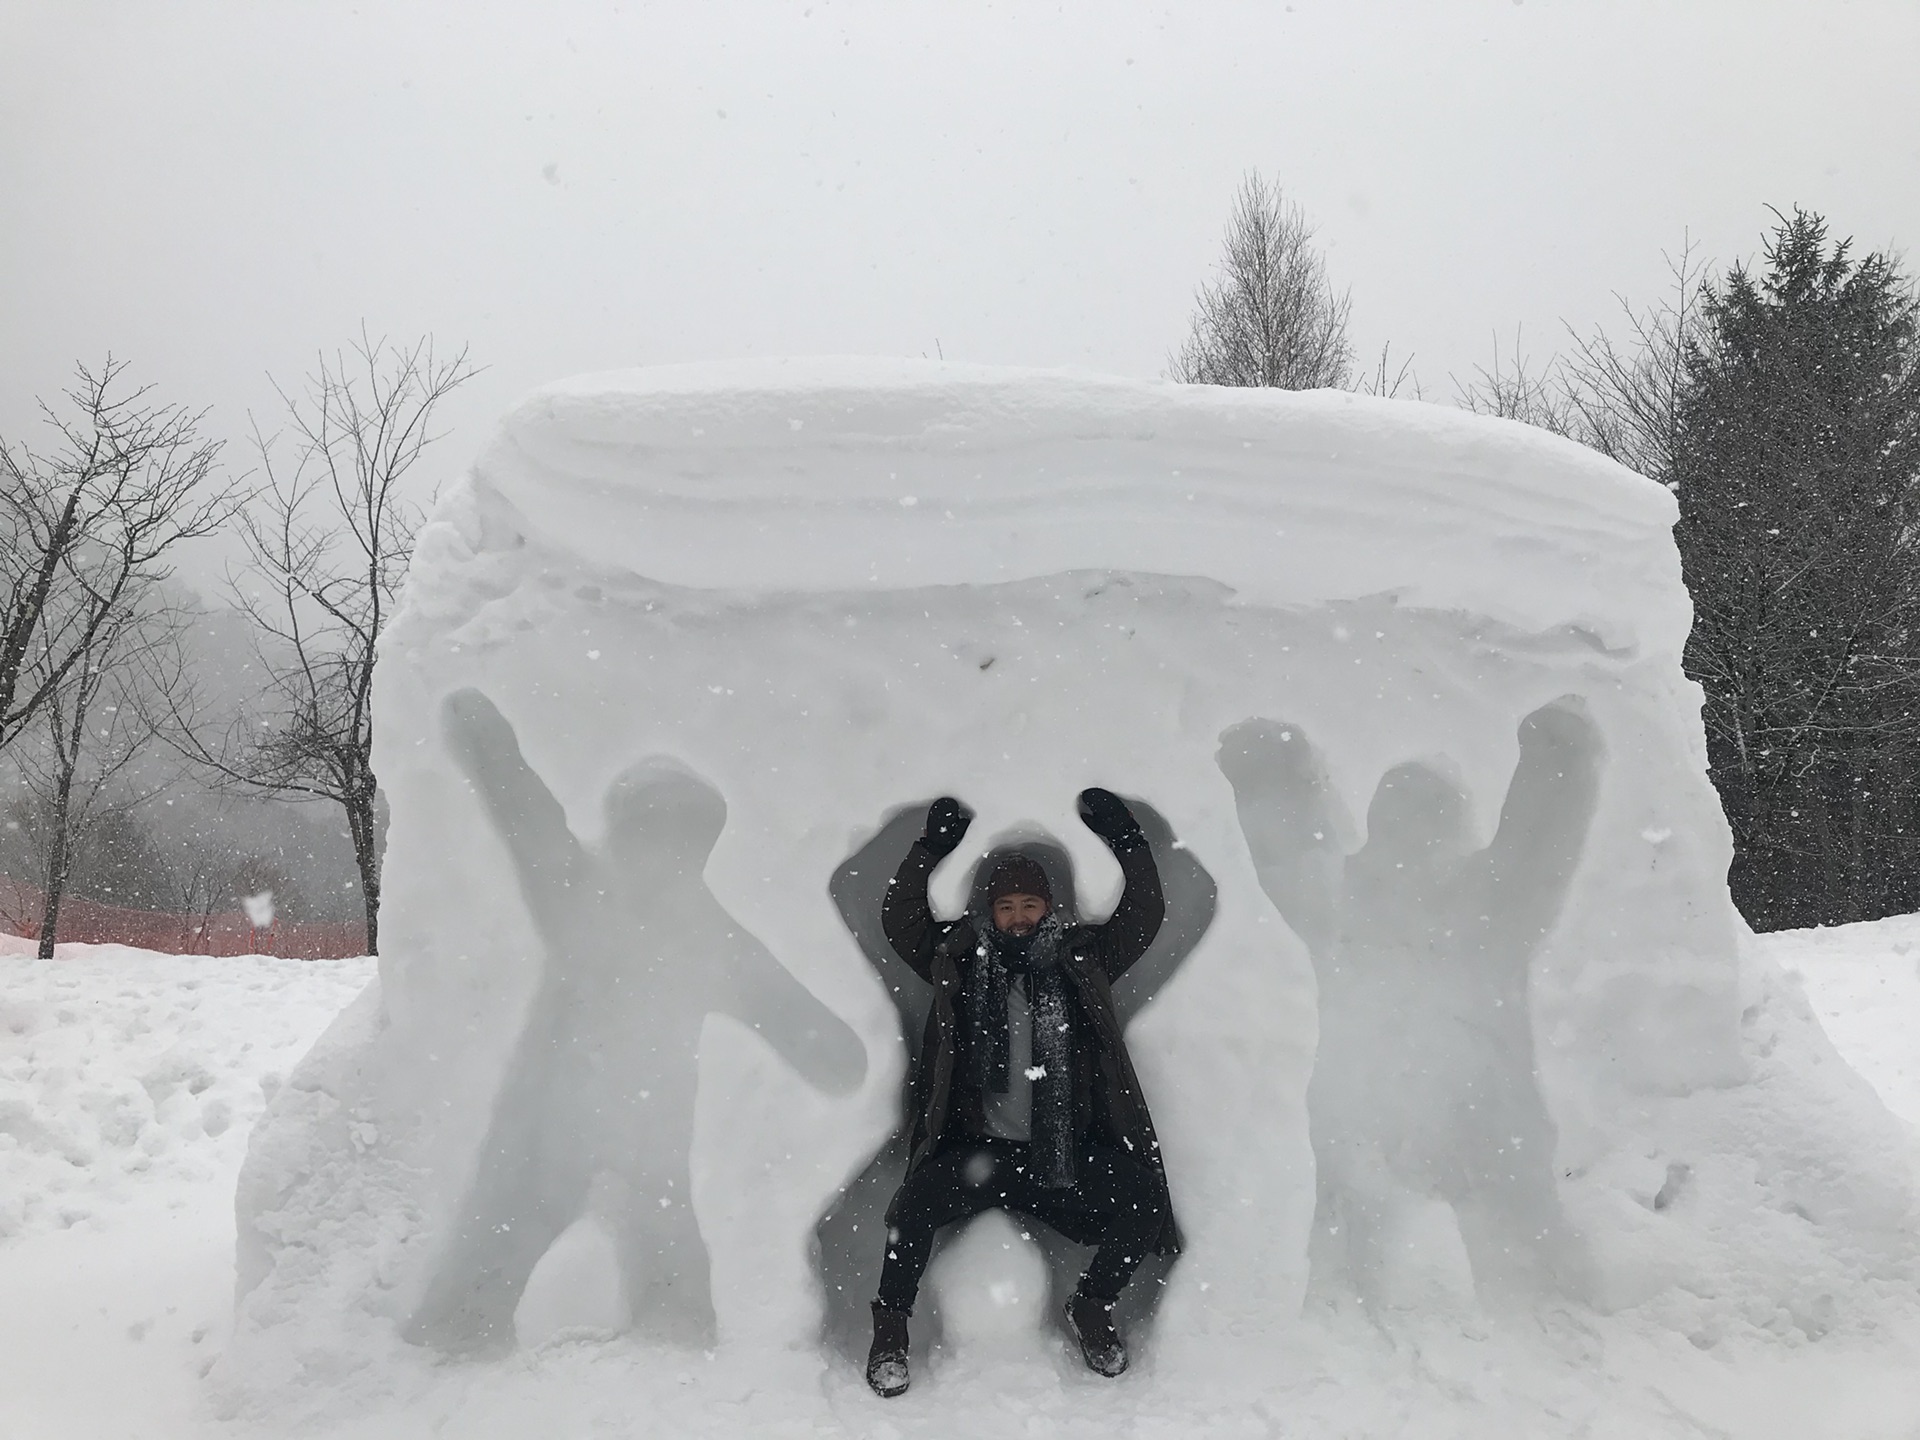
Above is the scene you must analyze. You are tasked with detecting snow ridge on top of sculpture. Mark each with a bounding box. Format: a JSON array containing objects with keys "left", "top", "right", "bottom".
[
  {"left": 485, "top": 357, "right": 1684, "bottom": 651},
  {"left": 220, "top": 359, "right": 1919, "bottom": 1419}
]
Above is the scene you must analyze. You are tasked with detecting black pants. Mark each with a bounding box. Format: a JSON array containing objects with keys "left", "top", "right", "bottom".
[{"left": 876, "top": 1137, "right": 1164, "bottom": 1314}]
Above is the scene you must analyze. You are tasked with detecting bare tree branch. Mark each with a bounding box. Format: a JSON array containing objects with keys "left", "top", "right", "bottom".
[
  {"left": 1, "top": 360, "right": 239, "bottom": 752},
  {"left": 1352, "top": 342, "right": 1423, "bottom": 400},
  {"left": 8, "top": 594, "right": 190, "bottom": 957},
  {"left": 1561, "top": 235, "right": 1714, "bottom": 484},
  {"left": 160, "top": 331, "right": 478, "bottom": 953},
  {"left": 1452, "top": 326, "right": 1583, "bottom": 438}
]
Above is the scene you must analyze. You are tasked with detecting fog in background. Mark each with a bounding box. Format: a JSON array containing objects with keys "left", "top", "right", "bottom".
[
  {"left": 0, "top": 595, "right": 370, "bottom": 925},
  {"left": 6, "top": 1, "right": 1917, "bottom": 547}
]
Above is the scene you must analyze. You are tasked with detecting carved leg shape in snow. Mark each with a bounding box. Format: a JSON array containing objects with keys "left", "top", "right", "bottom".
[
  {"left": 813, "top": 799, "right": 1213, "bottom": 1363},
  {"left": 1219, "top": 701, "right": 1602, "bottom": 1313},
  {"left": 405, "top": 688, "right": 865, "bottom": 1354}
]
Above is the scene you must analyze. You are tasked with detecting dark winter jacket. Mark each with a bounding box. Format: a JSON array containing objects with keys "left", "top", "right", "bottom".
[{"left": 880, "top": 838, "right": 1182, "bottom": 1257}]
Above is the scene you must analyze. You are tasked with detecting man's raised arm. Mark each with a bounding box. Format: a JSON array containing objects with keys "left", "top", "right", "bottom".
[
  {"left": 1079, "top": 787, "right": 1165, "bottom": 984},
  {"left": 880, "top": 797, "right": 971, "bottom": 984}
]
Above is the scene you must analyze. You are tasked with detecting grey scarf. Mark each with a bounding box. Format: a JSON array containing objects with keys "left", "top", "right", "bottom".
[{"left": 964, "top": 916, "right": 1077, "bottom": 1188}]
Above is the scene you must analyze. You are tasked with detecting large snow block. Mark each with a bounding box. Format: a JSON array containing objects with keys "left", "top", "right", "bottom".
[{"left": 228, "top": 359, "right": 1768, "bottom": 1387}]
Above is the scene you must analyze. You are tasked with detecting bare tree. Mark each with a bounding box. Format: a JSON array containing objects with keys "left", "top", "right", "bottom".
[
  {"left": 1352, "top": 342, "right": 1423, "bottom": 400},
  {"left": 168, "top": 835, "right": 235, "bottom": 952},
  {"left": 1561, "top": 237, "right": 1713, "bottom": 486},
  {"left": 1453, "top": 327, "right": 1584, "bottom": 438},
  {"left": 1, "top": 361, "right": 234, "bottom": 753},
  {"left": 167, "top": 333, "right": 477, "bottom": 954},
  {"left": 10, "top": 601, "right": 185, "bottom": 957},
  {"left": 0, "top": 874, "right": 34, "bottom": 938},
  {"left": 1171, "top": 172, "right": 1355, "bottom": 390},
  {"left": 1449, "top": 240, "right": 1712, "bottom": 486},
  {"left": 151, "top": 802, "right": 284, "bottom": 951}
]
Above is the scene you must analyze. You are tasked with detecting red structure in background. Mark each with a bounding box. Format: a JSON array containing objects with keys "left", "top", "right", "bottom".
[{"left": 0, "top": 877, "right": 367, "bottom": 959}]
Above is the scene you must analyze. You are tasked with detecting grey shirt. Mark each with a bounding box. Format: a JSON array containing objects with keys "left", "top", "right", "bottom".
[{"left": 981, "top": 974, "right": 1034, "bottom": 1142}]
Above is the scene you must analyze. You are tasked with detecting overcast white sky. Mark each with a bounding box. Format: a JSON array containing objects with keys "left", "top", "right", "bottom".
[{"left": 6, "top": 0, "right": 1919, "bottom": 542}]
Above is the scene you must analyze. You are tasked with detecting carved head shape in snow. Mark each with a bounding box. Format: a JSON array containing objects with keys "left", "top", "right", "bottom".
[
  {"left": 605, "top": 757, "right": 727, "bottom": 877},
  {"left": 1360, "top": 762, "right": 1474, "bottom": 870}
]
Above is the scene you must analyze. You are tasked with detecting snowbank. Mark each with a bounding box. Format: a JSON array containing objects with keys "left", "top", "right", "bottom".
[
  {"left": 0, "top": 937, "right": 371, "bottom": 1439},
  {"left": 0, "top": 934, "right": 370, "bottom": 1241},
  {"left": 221, "top": 360, "right": 1920, "bottom": 1419},
  {"left": 1764, "top": 913, "right": 1920, "bottom": 1128},
  {"left": 11, "top": 930, "right": 1920, "bottom": 1438}
]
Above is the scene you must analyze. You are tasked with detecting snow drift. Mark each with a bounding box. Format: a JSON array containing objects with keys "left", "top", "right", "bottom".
[{"left": 223, "top": 359, "right": 1919, "bottom": 1405}]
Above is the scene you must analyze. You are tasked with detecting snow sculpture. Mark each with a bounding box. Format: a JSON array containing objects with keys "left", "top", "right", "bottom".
[
  {"left": 1222, "top": 706, "right": 1600, "bottom": 1311},
  {"left": 230, "top": 357, "right": 1825, "bottom": 1397}
]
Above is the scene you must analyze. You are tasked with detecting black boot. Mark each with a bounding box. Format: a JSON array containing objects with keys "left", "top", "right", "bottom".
[
  {"left": 866, "top": 1301, "right": 911, "bottom": 1398},
  {"left": 1064, "top": 1289, "right": 1128, "bottom": 1378}
]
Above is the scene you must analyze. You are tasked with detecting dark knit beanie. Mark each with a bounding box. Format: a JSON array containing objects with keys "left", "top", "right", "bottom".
[{"left": 984, "top": 854, "right": 1053, "bottom": 908}]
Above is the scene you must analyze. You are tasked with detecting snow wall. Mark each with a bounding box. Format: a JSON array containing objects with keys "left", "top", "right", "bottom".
[{"left": 226, "top": 359, "right": 1919, "bottom": 1401}]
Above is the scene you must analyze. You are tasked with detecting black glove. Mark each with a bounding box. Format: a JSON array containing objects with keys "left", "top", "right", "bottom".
[
  {"left": 923, "top": 796, "right": 971, "bottom": 857},
  {"left": 1077, "top": 787, "right": 1146, "bottom": 853}
]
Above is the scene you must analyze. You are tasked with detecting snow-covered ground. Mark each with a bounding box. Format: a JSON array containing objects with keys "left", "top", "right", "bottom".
[
  {"left": 1774, "top": 913, "right": 1920, "bottom": 1131},
  {"left": 0, "top": 935, "right": 371, "bottom": 1440},
  {"left": 4, "top": 922, "right": 1920, "bottom": 1439}
]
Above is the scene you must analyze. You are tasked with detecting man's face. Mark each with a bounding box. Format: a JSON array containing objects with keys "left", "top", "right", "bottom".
[{"left": 992, "top": 893, "right": 1049, "bottom": 935}]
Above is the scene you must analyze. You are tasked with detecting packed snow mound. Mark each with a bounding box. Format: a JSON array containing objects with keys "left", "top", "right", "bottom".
[
  {"left": 223, "top": 359, "right": 1920, "bottom": 1412},
  {"left": 9, "top": 933, "right": 1919, "bottom": 1439},
  {"left": 1763, "top": 912, "right": 1920, "bottom": 1128},
  {"left": 0, "top": 935, "right": 370, "bottom": 1243}
]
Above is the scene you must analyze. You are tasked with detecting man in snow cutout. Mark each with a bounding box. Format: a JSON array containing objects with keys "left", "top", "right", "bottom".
[{"left": 864, "top": 788, "right": 1180, "bottom": 1396}]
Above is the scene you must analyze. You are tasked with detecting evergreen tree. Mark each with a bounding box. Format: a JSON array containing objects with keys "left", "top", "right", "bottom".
[{"left": 1674, "top": 208, "right": 1920, "bottom": 928}]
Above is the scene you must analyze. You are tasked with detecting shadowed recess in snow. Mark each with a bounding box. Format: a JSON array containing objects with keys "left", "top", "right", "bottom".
[
  {"left": 813, "top": 797, "right": 1213, "bottom": 1362},
  {"left": 403, "top": 688, "right": 865, "bottom": 1355},
  {"left": 1219, "top": 700, "right": 1602, "bottom": 1313}
]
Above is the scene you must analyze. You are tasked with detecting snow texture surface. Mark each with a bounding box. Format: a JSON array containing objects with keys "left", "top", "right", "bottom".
[
  {"left": 5, "top": 926, "right": 1918, "bottom": 1437},
  {"left": 205, "top": 359, "right": 1920, "bottom": 1429},
  {"left": 0, "top": 936, "right": 371, "bottom": 1438},
  {"left": 1777, "top": 912, "right": 1920, "bottom": 1128}
]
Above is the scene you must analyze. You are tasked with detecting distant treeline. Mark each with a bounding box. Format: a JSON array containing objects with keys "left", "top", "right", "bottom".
[
  {"left": 1179, "top": 183, "right": 1920, "bottom": 931},
  {"left": 0, "top": 875, "right": 365, "bottom": 959},
  {"left": 3, "top": 334, "right": 471, "bottom": 956}
]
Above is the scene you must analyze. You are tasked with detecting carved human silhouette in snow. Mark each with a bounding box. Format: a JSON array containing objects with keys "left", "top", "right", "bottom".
[
  {"left": 405, "top": 688, "right": 865, "bottom": 1353},
  {"left": 1219, "top": 701, "right": 1601, "bottom": 1311}
]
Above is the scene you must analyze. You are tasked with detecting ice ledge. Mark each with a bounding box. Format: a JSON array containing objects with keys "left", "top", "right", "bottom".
[{"left": 472, "top": 357, "right": 1684, "bottom": 652}]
